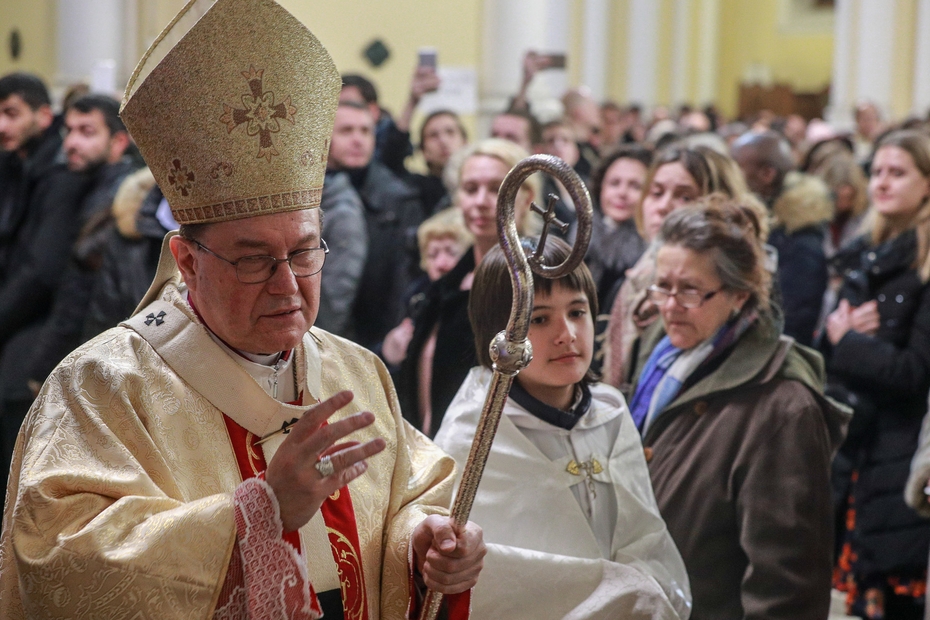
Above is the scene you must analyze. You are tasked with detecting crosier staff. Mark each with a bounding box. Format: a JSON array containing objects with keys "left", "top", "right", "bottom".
[{"left": 419, "top": 154, "right": 593, "bottom": 620}]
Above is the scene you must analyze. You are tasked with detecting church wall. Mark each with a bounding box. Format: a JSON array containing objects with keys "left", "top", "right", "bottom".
[
  {"left": 889, "top": 0, "right": 918, "bottom": 120},
  {"left": 279, "top": 0, "right": 483, "bottom": 145},
  {"left": 5, "top": 0, "right": 927, "bottom": 131},
  {"left": 605, "top": 0, "right": 630, "bottom": 105},
  {"left": 568, "top": 0, "right": 585, "bottom": 90},
  {"left": 716, "top": 0, "right": 834, "bottom": 118},
  {"left": 654, "top": 0, "right": 676, "bottom": 109},
  {"left": 0, "top": 0, "right": 58, "bottom": 90}
]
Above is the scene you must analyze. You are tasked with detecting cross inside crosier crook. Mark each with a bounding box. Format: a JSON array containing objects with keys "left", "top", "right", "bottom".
[{"left": 418, "top": 154, "right": 593, "bottom": 620}]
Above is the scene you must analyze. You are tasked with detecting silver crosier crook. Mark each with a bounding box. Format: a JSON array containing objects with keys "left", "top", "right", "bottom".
[{"left": 418, "top": 154, "right": 593, "bottom": 620}]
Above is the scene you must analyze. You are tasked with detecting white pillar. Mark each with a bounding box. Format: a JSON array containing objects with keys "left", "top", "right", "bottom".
[
  {"left": 481, "top": 0, "right": 571, "bottom": 122},
  {"left": 855, "top": 0, "right": 896, "bottom": 117},
  {"left": 57, "top": 0, "right": 126, "bottom": 94},
  {"left": 827, "top": 0, "right": 855, "bottom": 127},
  {"left": 670, "top": 0, "right": 692, "bottom": 107},
  {"left": 580, "top": 0, "right": 610, "bottom": 101},
  {"left": 625, "top": 0, "right": 660, "bottom": 109},
  {"left": 695, "top": 0, "right": 720, "bottom": 106},
  {"left": 828, "top": 0, "right": 898, "bottom": 129},
  {"left": 913, "top": 0, "right": 930, "bottom": 116}
]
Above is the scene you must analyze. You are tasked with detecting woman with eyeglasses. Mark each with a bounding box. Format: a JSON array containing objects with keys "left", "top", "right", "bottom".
[
  {"left": 602, "top": 145, "right": 751, "bottom": 391},
  {"left": 627, "top": 195, "right": 850, "bottom": 619}
]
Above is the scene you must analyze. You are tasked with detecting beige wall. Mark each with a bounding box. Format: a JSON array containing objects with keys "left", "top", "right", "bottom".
[
  {"left": 0, "top": 0, "right": 871, "bottom": 124},
  {"left": 605, "top": 0, "right": 629, "bottom": 105},
  {"left": 0, "top": 0, "right": 57, "bottom": 86},
  {"left": 129, "top": 0, "right": 482, "bottom": 140},
  {"left": 278, "top": 0, "right": 482, "bottom": 139},
  {"left": 716, "top": 0, "right": 834, "bottom": 117}
]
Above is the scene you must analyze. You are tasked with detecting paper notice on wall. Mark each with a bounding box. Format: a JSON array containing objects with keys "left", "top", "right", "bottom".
[
  {"left": 91, "top": 59, "right": 117, "bottom": 95},
  {"left": 418, "top": 67, "right": 478, "bottom": 115}
]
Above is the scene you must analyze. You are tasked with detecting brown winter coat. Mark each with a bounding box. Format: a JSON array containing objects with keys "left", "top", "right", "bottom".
[{"left": 630, "top": 319, "right": 851, "bottom": 620}]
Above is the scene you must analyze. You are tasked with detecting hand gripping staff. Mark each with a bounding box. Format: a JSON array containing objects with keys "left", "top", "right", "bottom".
[{"left": 418, "top": 155, "right": 593, "bottom": 620}]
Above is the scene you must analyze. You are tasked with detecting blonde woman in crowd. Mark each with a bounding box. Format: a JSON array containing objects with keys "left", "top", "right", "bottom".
[
  {"left": 815, "top": 151, "right": 871, "bottom": 259},
  {"left": 829, "top": 129, "right": 930, "bottom": 619},
  {"left": 397, "top": 138, "right": 539, "bottom": 437}
]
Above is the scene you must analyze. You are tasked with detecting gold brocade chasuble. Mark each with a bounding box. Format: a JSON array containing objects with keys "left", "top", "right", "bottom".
[{"left": 0, "top": 266, "right": 457, "bottom": 619}]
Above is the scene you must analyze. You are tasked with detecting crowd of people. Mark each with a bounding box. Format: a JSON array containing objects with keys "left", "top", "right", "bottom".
[{"left": 2, "top": 11, "right": 930, "bottom": 616}]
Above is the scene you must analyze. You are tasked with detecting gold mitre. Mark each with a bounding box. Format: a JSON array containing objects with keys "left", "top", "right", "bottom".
[{"left": 120, "top": 0, "right": 339, "bottom": 224}]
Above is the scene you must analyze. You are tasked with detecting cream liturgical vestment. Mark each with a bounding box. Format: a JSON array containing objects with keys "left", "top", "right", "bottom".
[
  {"left": 0, "top": 0, "right": 467, "bottom": 616},
  {"left": 435, "top": 367, "right": 692, "bottom": 620},
  {"left": 0, "top": 265, "right": 458, "bottom": 619}
]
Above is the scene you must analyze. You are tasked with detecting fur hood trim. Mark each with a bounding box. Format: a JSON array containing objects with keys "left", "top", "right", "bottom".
[
  {"left": 772, "top": 171, "right": 833, "bottom": 234},
  {"left": 112, "top": 167, "right": 156, "bottom": 239}
]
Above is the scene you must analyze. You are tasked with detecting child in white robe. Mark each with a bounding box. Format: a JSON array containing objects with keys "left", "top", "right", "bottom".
[{"left": 434, "top": 237, "right": 692, "bottom": 620}]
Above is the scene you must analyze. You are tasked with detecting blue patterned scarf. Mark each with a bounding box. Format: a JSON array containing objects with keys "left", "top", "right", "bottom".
[{"left": 630, "top": 312, "right": 757, "bottom": 433}]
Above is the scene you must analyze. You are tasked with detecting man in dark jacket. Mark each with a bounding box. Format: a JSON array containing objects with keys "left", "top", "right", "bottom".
[
  {"left": 0, "top": 73, "right": 89, "bottom": 482},
  {"left": 22, "top": 94, "right": 137, "bottom": 390},
  {"left": 732, "top": 130, "right": 831, "bottom": 346},
  {"left": 327, "top": 100, "right": 421, "bottom": 350},
  {"left": 339, "top": 74, "right": 412, "bottom": 177}
]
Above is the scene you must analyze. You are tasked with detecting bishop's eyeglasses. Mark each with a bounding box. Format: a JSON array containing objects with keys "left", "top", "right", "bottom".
[
  {"left": 647, "top": 284, "right": 720, "bottom": 309},
  {"left": 189, "top": 238, "right": 329, "bottom": 284}
]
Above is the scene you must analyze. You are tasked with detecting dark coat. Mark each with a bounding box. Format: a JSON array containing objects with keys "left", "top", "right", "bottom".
[
  {"left": 769, "top": 172, "right": 832, "bottom": 347},
  {"left": 585, "top": 215, "right": 647, "bottom": 312},
  {"left": 398, "top": 248, "right": 477, "bottom": 437},
  {"left": 632, "top": 320, "right": 850, "bottom": 620},
  {"left": 374, "top": 112, "right": 413, "bottom": 177},
  {"left": 82, "top": 172, "right": 168, "bottom": 341},
  {"left": 350, "top": 161, "right": 422, "bottom": 350},
  {"left": 0, "top": 127, "right": 89, "bottom": 400},
  {"left": 407, "top": 173, "right": 448, "bottom": 220},
  {"left": 23, "top": 158, "right": 138, "bottom": 385},
  {"left": 827, "top": 229, "right": 930, "bottom": 577}
]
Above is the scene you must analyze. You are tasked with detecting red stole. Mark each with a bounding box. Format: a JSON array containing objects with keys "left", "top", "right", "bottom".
[{"left": 223, "top": 412, "right": 370, "bottom": 620}]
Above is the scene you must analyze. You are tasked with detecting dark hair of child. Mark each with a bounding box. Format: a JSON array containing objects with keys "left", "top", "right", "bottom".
[{"left": 468, "top": 236, "right": 600, "bottom": 384}]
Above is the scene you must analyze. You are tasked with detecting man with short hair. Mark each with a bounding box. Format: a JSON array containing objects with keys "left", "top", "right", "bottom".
[
  {"left": 20, "top": 94, "right": 137, "bottom": 401},
  {"left": 0, "top": 73, "right": 88, "bottom": 479},
  {"left": 732, "top": 130, "right": 832, "bottom": 346},
  {"left": 599, "top": 101, "right": 627, "bottom": 153},
  {"left": 0, "top": 2, "right": 483, "bottom": 618},
  {"left": 62, "top": 93, "right": 132, "bottom": 174},
  {"left": 327, "top": 100, "right": 421, "bottom": 350},
  {"left": 490, "top": 109, "right": 538, "bottom": 154},
  {"left": 538, "top": 118, "right": 587, "bottom": 238},
  {"left": 0, "top": 74, "right": 53, "bottom": 154},
  {"left": 340, "top": 73, "right": 413, "bottom": 176}
]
